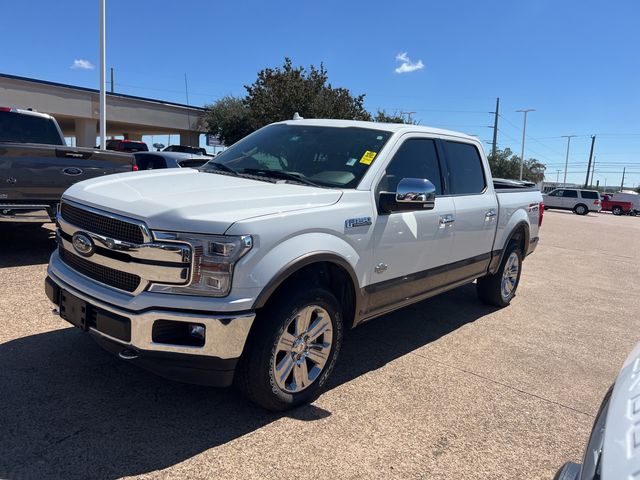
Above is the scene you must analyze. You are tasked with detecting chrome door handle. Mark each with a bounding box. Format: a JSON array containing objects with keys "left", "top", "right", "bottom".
[
  {"left": 485, "top": 209, "right": 497, "bottom": 220},
  {"left": 439, "top": 214, "right": 455, "bottom": 226}
]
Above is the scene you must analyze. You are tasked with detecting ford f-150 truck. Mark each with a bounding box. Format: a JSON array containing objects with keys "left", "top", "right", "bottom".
[
  {"left": 0, "top": 107, "right": 135, "bottom": 223},
  {"left": 45, "top": 119, "right": 543, "bottom": 410}
]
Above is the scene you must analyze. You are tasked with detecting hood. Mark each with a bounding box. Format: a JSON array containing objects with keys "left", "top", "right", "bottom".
[{"left": 63, "top": 169, "right": 343, "bottom": 234}]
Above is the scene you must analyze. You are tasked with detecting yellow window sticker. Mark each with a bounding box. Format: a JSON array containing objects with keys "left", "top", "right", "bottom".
[{"left": 359, "top": 151, "right": 377, "bottom": 165}]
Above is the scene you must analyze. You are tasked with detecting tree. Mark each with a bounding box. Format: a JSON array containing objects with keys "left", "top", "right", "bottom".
[
  {"left": 202, "top": 95, "right": 254, "bottom": 146},
  {"left": 487, "top": 148, "right": 546, "bottom": 183},
  {"left": 373, "top": 110, "right": 418, "bottom": 124},
  {"left": 203, "top": 58, "right": 371, "bottom": 145},
  {"left": 244, "top": 59, "right": 371, "bottom": 127}
]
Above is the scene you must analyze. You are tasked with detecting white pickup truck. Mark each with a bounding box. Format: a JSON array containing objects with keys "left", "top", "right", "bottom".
[{"left": 45, "top": 119, "right": 543, "bottom": 410}]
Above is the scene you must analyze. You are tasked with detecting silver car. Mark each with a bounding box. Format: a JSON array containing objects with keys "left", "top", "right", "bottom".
[
  {"left": 554, "top": 343, "right": 640, "bottom": 479},
  {"left": 543, "top": 188, "right": 602, "bottom": 215}
]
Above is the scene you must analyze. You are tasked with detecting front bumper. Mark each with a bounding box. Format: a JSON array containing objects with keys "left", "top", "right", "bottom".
[{"left": 45, "top": 274, "right": 255, "bottom": 387}]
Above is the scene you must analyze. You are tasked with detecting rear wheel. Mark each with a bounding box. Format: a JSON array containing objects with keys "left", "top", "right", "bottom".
[
  {"left": 612, "top": 205, "right": 623, "bottom": 216},
  {"left": 235, "top": 287, "right": 343, "bottom": 411},
  {"left": 477, "top": 243, "right": 523, "bottom": 307},
  {"left": 574, "top": 204, "right": 588, "bottom": 215}
]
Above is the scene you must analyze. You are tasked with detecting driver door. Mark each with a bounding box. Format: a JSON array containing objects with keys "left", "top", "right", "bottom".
[{"left": 366, "top": 136, "right": 455, "bottom": 314}]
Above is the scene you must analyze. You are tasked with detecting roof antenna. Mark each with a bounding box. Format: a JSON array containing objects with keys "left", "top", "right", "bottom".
[{"left": 292, "top": 112, "right": 303, "bottom": 120}]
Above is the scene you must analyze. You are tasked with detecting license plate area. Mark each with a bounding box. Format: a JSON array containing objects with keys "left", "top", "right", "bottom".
[{"left": 59, "top": 290, "right": 89, "bottom": 331}]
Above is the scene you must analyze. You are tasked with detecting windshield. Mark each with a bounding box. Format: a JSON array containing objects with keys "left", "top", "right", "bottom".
[{"left": 201, "top": 124, "right": 392, "bottom": 188}]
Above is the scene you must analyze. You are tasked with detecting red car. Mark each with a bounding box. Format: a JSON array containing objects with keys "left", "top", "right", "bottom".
[
  {"left": 105, "top": 139, "right": 149, "bottom": 152},
  {"left": 601, "top": 194, "right": 634, "bottom": 215}
]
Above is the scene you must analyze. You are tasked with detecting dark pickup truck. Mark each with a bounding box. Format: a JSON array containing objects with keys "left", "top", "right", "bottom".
[{"left": 0, "top": 107, "right": 135, "bottom": 223}]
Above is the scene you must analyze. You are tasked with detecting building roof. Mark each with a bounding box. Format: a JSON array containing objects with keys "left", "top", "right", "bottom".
[{"left": 0, "top": 73, "right": 205, "bottom": 112}]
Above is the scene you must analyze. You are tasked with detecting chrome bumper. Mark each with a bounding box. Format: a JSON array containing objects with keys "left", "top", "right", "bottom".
[
  {"left": 47, "top": 271, "right": 255, "bottom": 360},
  {"left": 0, "top": 204, "right": 54, "bottom": 223}
]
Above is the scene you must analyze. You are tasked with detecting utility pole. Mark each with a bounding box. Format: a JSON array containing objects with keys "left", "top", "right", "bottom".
[
  {"left": 516, "top": 108, "right": 535, "bottom": 180},
  {"left": 561, "top": 135, "right": 576, "bottom": 187},
  {"left": 110, "top": 67, "right": 114, "bottom": 93},
  {"left": 99, "top": 0, "right": 106, "bottom": 149},
  {"left": 584, "top": 135, "right": 596, "bottom": 188},
  {"left": 621, "top": 167, "right": 626, "bottom": 190},
  {"left": 589, "top": 156, "right": 596, "bottom": 186},
  {"left": 556, "top": 169, "right": 561, "bottom": 183},
  {"left": 490, "top": 97, "right": 499, "bottom": 158}
]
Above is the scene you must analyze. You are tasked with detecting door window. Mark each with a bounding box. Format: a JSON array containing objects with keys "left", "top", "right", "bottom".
[
  {"left": 562, "top": 190, "right": 578, "bottom": 198},
  {"left": 378, "top": 138, "right": 442, "bottom": 194},
  {"left": 444, "top": 141, "right": 486, "bottom": 195}
]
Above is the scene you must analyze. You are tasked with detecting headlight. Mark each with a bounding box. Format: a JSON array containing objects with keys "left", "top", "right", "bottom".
[{"left": 149, "top": 232, "right": 252, "bottom": 297}]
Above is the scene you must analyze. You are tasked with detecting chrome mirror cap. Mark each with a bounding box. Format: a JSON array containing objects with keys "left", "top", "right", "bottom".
[{"left": 396, "top": 178, "right": 436, "bottom": 204}]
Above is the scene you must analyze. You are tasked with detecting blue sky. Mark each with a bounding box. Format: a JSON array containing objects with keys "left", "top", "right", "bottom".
[{"left": 1, "top": 0, "right": 639, "bottom": 187}]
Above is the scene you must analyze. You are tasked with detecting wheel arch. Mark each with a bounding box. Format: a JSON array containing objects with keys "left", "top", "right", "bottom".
[
  {"left": 489, "top": 220, "right": 530, "bottom": 275},
  {"left": 252, "top": 252, "right": 363, "bottom": 329}
]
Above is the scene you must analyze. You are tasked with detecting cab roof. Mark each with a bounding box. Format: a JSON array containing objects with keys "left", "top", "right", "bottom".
[{"left": 275, "top": 118, "right": 478, "bottom": 142}]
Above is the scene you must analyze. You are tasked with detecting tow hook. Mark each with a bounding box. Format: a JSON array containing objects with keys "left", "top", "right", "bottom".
[{"left": 119, "top": 348, "right": 139, "bottom": 360}]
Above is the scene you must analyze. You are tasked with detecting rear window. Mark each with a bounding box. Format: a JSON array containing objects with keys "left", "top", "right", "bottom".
[
  {"left": 0, "top": 111, "right": 64, "bottom": 145},
  {"left": 580, "top": 191, "right": 599, "bottom": 199},
  {"left": 444, "top": 141, "right": 486, "bottom": 195},
  {"left": 122, "top": 141, "right": 148, "bottom": 152}
]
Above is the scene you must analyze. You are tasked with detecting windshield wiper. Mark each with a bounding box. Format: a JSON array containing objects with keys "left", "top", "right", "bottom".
[
  {"left": 241, "top": 168, "right": 322, "bottom": 187},
  {"left": 204, "top": 161, "right": 239, "bottom": 176}
]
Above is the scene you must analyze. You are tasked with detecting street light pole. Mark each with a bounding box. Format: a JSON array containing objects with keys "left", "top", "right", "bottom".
[
  {"left": 516, "top": 108, "right": 535, "bottom": 180},
  {"left": 561, "top": 135, "right": 576, "bottom": 187},
  {"left": 99, "top": 0, "right": 106, "bottom": 149}
]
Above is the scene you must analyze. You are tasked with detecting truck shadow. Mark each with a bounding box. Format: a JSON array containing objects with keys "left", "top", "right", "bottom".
[
  {"left": 0, "top": 284, "right": 495, "bottom": 479},
  {"left": 0, "top": 224, "right": 56, "bottom": 268}
]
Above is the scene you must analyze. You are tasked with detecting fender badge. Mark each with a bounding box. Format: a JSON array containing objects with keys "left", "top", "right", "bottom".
[{"left": 345, "top": 217, "right": 372, "bottom": 228}]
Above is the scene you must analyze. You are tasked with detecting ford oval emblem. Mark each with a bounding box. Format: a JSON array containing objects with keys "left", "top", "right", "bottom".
[{"left": 72, "top": 232, "right": 95, "bottom": 257}]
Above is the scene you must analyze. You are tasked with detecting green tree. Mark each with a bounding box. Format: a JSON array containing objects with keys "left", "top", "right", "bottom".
[
  {"left": 373, "top": 109, "right": 418, "bottom": 124},
  {"left": 203, "top": 58, "right": 371, "bottom": 145},
  {"left": 244, "top": 58, "right": 370, "bottom": 126},
  {"left": 487, "top": 148, "right": 546, "bottom": 183},
  {"left": 202, "top": 95, "right": 254, "bottom": 147}
]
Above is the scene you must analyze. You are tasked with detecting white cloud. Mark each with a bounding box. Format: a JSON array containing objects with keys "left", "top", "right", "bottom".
[
  {"left": 394, "top": 52, "right": 424, "bottom": 74},
  {"left": 70, "top": 59, "right": 94, "bottom": 70}
]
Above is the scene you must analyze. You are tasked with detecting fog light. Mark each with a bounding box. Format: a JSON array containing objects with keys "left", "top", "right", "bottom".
[{"left": 188, "top": 324, "right": 206, "bottom": 340}]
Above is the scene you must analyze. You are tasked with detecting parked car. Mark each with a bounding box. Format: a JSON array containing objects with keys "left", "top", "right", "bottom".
[
  {"left": 542, "top": 188, "right": 601, "bottom": 215},
  {"left": 0, "top": 107, "right": 135, "bottom": 223},
  {"left": 554, "top": 343, "right": 640, "bottom": 480},
  {"left": 134, "top": 151, "right": 211, "bottom": 170},
  {"left": 605, "top": 192, "right": 640, "bottom": 215},
  {"left": 163, "top": 144, "right": 209, "bottom": 156},
  {"left": 45, "top": 119, "right": 543, "bottom": 410},
  {"left": 600, "top": 194, "right": 634, "bottom": 216},
  {"left": 106, "top": 139, "right": 149, "bottom": 152}
]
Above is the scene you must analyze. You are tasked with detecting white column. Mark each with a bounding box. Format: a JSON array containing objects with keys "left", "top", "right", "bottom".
[{"left": 75, "top": 118, "right": 98, "bottom": 147}]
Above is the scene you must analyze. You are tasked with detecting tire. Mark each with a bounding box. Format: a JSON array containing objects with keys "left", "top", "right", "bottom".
[
  {"left": 477, "top": 243, "right": 523, "bottom": 308},
  {"left": 553, "top": 462, "right": 581, "bottom": 480},
  {"left": 235, "top": 286, "right": 343, "bottom": 411},
  {"left": 612, "top": 205, "right": 623, "bottom": 216},
  {"left": 574, "top": 204, "right": 588, "bottom": 215}
]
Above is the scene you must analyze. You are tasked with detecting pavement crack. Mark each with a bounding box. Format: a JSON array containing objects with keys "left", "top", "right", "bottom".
[{"left": 410, "top": 351, "right": 596, "bottom": 418}]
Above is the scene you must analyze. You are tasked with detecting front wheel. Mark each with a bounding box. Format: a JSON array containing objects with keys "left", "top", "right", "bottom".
[
  {"left": 235, "top": 287, "right": 343, "bottom": 411},
  {"left": 477, "top": 243, "right": 523, "bottom": 307}
]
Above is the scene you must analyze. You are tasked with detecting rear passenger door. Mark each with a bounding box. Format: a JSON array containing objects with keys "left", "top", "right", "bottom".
[{"left": 443, "top": 140, "right": 498, "bottom": 281}]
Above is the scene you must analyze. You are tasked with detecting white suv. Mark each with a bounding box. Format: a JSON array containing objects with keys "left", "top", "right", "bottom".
[{"left": 543, "top": 188, "right": 601, "bottom": 215}]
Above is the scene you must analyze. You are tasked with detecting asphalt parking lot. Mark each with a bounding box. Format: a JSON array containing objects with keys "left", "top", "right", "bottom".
[{"left": 1, "top": 210, "right": 638, "bottom": 480}]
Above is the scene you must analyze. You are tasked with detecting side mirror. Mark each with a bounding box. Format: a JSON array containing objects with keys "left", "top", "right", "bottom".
[
  {"left": 396, "top": 178, "right": 436, "bottom": 205},
  {"left": 379, "top": 178, "right": 436, "bottom": 213},
  {"left": 153, "top": 143, "right": 165, "bottom": 151}
]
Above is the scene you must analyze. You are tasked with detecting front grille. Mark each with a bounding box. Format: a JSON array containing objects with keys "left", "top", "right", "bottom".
[
  {"left": 59, "top": 247, "right": 141, "bottom": 293},
  {"left": 61, "top": 202, "right": 144, "bottom": 244}
]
